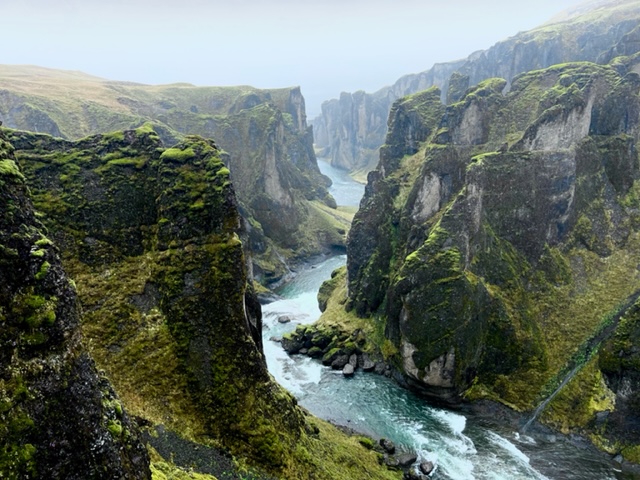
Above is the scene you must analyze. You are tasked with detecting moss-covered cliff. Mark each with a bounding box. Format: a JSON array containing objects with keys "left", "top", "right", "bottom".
[
  {"left": 0, "top": 130, "right": 150, "bottom": 479},
  {"left": 4, "top": 125, "right": 401, "bottom": 479},
  {"left": 312, "top": 0, "right": 640, "bottom": 175},
  {"left": 0, "top": 66, "right": 347, "bottom": 285},
  {"left": 334, "top": 55, "right": 640, "bottom": 458}
]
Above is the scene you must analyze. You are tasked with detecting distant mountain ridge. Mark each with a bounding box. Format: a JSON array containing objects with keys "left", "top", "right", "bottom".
[{"left": 312, "top": 0, "right": 640, "bottom": 175}]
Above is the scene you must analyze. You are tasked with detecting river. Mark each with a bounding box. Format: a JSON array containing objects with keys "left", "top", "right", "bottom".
[{"left": 261, "top": 159, "right": 632, "bottom": 480}]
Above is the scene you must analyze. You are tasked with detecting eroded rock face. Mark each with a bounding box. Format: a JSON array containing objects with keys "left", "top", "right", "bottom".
[
  {"left": 347, "top": 58, "right": 640, "bottom": 414},
  {"left": 312, "top": 1, "right": 640, "bottom": 173},
  {"left": 0, "top": 131, "right": 150, "bottom": 479},
  {"left": 1, "top": 124, "right": 412, "bottom": 480},
  {"left": 7, "top": 125, "right": 308, "bottom": 470}
]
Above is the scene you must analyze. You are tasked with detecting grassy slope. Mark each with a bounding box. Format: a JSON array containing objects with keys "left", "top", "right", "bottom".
[{"left": 0, "top": 65, "right": 299, "bottom": 139}]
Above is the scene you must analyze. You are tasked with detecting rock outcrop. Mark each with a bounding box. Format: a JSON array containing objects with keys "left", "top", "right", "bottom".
[
  {"left": 312, "top": 0, "right": 640, "bottom": 174},
  {"left": 343, "top": 54, "right": 640, "bottom": 458},
  {"left": 0, "top": 130, "right": 150, "bottom": 479},
  {"left": 4, "top": 125, "right": 401, "bottom": 480},
  {"left": 0, "top": 67, "right": 347, "bottom": 285},
  {"left": 6, "top": 125, "right": 304, "bottom": 466}
]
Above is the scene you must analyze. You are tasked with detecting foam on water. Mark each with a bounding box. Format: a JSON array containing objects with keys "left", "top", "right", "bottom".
[
  {"left": 486, "top": 430, "right": 531, "bottom": 465},
  {"left": 431, "top": 408, "right": 467, "bottom": 435},
  {"left": 404, "top": 421, "right": 476, "bottom": 480}
]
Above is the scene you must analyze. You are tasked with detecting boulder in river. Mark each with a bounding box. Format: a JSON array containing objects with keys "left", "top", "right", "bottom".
[
  {"left": 363, "top": 359, "right": 376, "bottom": 371},
  {"left": 359, "top": 353, "right": 376, "bottom": 371},
  {"left": 277, "top": 315, "right": 292, "bottom": 323},
  {"left": 349, "top": 353, "right": 358, "bottom": 367},
  {"left": 380, "top": 438, "right": 396, "bottom": 454},
  {"left": 404, "top": 471, "right": 428, "bottom": 480},
  {"left": 397, "top": 452, "right": 418, "bottom": 468},
  {"left": 343, "top": 364, "right": 355, "bottom": 376},
  {"left": 281, "top": 334, "right": 304, "bottom": 354},
  {"left": 307, "top": 346, "right": 323, "bottom": 358},
  {"left": 420, "top": 460, "right": 435, "bottom": 475},
  {"left": 331, "top": 354, "right": 350, "bottom": 370},
  {"left": 322, "top": 348, "right": 342, "bottom": 365}
]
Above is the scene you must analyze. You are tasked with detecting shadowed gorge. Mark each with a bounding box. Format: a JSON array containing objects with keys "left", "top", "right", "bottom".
[{"left": 8, "top": 0, "right": 640, "bottom": 478}]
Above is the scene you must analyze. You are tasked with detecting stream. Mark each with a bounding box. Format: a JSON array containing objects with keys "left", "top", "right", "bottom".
[{"left": 261, "top": 159, "right": 632, "bottom": 480}]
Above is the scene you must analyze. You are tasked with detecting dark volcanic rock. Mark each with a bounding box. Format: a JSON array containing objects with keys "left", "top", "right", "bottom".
[
  {"left": 349, "top": 353, "right": 358, "bottom": 367},
  {"left": 343, "top": 364, "right": 355, "bottom": 376},
  {"left": 420, "top": 460, "right": 435, "bottom": 475},
  {"left": 380, "top": 438, "right": 396, "bottom": 454},
  {"left": 331, "top": 354, "right": 350, "bottom": 370},
  {"left": 397, "top": 453, "right": 418, "bottom": 468},
  {"left": 281, "top": 334, "right": 304, "bottom": 354}
]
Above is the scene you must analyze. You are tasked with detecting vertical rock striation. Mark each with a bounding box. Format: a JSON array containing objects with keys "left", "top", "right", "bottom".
[
  {"left": 0, "top": 130, "right": 150, "bottom": 479},
  {"left": 346, "top": 54, "right": 640, "bottom": 444}
]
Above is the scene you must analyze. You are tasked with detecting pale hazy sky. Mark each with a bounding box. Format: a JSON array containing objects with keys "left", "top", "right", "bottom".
[{"left": 1, "top": 0, "right": 582, "bottom": 116}]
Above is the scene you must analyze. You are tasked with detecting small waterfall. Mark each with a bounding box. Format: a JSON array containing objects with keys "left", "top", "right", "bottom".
[
  {"left": 521, "top": 364, "right": 581, "bottom": 433},
  {"left": 522, "top": 289, "right": 640, "bottom": 433}
]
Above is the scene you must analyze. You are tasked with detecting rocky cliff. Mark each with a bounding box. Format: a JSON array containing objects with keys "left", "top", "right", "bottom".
[
  {"left": 0, "top": 130, "right": 150, "bottom": 479},
  {"left": 312, "top": 0, "right": 640, "bottom": 175},
  {"left": 340, "top": 54, "right": 640, "bottom": 459},
  {"left": 4, "top": 125, "right": 401, "bottom": 480},
  {"left": 0, "top": 67, "right": 346, "bottom": 285}
]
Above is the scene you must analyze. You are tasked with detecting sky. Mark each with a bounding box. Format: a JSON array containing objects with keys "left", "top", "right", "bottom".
[{"left": 1, "top": 0, "right": 584, "bottom": 117}]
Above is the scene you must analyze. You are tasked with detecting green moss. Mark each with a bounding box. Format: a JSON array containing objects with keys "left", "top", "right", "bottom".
[
  {"left": 356, "top": 436, "right": 375, "bottom": 449},
  {"left": 11, "top": 289, "right": 58, "bottom": 331},
  {"left": 107, "top": 419, "right": 123, "bottom": 437},
  {"left": 540, "top": 357, "right": 616, "bottom": 432},
  {"left": 106, "top": 157, "right": 148, "bottom": 169},
  {"left": 622, "top": 445, "right": 640, "bottom": 464},
  {"left": 34, "top": 261, "right": 51, "bottom": 281},
  {"left": 150, "top": 461, "right": 218, "bottom": 480},
  {"left": 34, "top": 237, "right": 53, "bottom": 247},
  {"left": 0, "top": 159, "right": 25, "bottom": 182},
  {"left": 101, "top": 130, "right": 125, "bottom": 142},
  {"left": 0, "top": 398, "right": 37, "bottom": 479},
  {"left": 160, "top": 147, "right": 196, "bottom": 163},
  {"left": 280, "top": 419, "right": 401, "bottom": 480}
]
